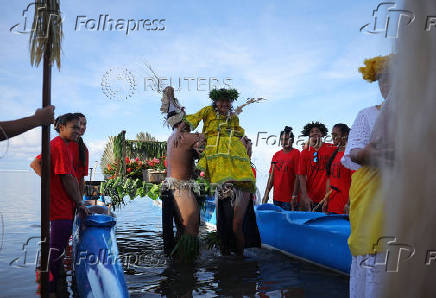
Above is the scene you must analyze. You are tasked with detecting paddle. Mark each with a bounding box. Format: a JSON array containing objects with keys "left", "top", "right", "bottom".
[{"left": 312, "top": 189, "right": 333, "bottom": 212}]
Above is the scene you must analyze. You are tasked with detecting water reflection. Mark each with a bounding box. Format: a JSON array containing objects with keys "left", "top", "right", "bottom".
[
  {"left": 0, "top": 173, "right": 348, "bottom": 297},
  {"left": 116, "top": 199, "right": 348, "bottom": 297}
]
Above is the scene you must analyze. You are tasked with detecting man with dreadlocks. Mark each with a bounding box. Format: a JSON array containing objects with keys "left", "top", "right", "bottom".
[
  {"left": 297, "top": 121, "right": 336, "bottom": 211},
  {"left": 160, "top": 86, "right": 206, "bottom": 261},
  {"left": 184, "top": 88, "right": 260, "bottom": 256}
]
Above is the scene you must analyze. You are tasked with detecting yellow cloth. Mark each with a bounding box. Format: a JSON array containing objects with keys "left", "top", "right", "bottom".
[
  {"left": 348, "top": 166, "right": 384, "bottom": 256},
  {"left": 185, "top": 105, "right": 256, "bottom": 193}
]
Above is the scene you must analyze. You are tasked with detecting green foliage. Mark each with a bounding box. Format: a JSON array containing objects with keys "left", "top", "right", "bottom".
[
  {"left": 126, "top": 140, "right": 167, "bottom": 161},
  {"left": 203, "top": 231, "right": 221, "bottom": 250},
  {"left": 136, "top": 131, "right": 157, "bottom": 142},
  {"left": 100, "top": 177, "right": 162, "bottom": 208},
  {"left": 171, "top": 234, "right": 200, "bottom": 262},
  {"left": 209, "top": 88, "right": 239, "bottom": 102},
  {"left": 113, "top": 132, "right": 124, "bottom": 161}
]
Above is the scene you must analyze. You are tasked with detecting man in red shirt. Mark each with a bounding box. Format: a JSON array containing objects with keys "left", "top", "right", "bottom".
[
  {"left": 298, "top": 122, "right": 336, "bottom": 210},
  {"left": 31, "top": 113, "right": 88, "bottom": 294},
  {"left": 263, "top": 126, "right": 300, "bottom": 210}
]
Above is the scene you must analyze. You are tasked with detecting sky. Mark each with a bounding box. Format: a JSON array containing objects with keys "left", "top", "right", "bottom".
[{"left": 0, "top": 0, "right": 395, "bottom": 190}]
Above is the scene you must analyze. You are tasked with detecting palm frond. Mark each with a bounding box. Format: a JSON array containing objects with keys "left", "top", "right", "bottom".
[
  {"left": 29, "top": 0, "right": 63, "bottom": 70},
  {"left": 100, "top": 136, "right": 116, "bottom": 173},
  {"left": 136, "top": 131, "right": 157, "bottom": 142},
  {"left": 234, "top": 97, "right": 267, "bottom": 115}
]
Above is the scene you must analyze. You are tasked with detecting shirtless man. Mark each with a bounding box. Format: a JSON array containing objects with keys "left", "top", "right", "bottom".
[
  {"left": 165, "top": 121, "right": 205, "bottom": 236},
  {"left": 160, "top": 86, "right": 205, "bottom": 259}
]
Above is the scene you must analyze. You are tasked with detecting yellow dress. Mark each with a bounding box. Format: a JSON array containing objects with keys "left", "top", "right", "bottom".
[
  {"left": 185, "top": 105, "right": 256, "bottom": 193},
  {"left": 348, "top": 166, "right": 384, "bottom": 256}
]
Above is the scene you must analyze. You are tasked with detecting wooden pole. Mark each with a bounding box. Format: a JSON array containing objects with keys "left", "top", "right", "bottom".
[{"left": 40, "top": 33, "right": 52, "bottom": 298}]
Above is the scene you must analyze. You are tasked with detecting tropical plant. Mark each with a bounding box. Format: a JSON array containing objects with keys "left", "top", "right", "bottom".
[
  {"left": 100, "top": 136, "right": 116, "bottom": 176},
  {"left": 136, "top": 131, "right": 157, "bottom": 142}
]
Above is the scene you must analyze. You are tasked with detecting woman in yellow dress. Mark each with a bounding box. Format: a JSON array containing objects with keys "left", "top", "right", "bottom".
[
  {"left": 185, "top": 88, "right": 259, "bottom": 256},
  {"left": 343, "top": 55, "right": 392, "bottom": 297}
]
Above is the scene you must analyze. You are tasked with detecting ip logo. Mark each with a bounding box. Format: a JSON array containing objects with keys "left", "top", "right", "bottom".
[
  {"left": 360, "top": 2, "right": 415, "bottom": 39},
  {"left": 361, "top": 237, "right": 415, "bottom": 272},
  {"left": 9, "top": 2, "right": 64, "bottom": 37}
]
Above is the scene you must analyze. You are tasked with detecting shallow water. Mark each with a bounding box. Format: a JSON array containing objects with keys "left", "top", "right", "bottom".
[{"left": 0, "top": 172, "right": 349, "bottom": 297}]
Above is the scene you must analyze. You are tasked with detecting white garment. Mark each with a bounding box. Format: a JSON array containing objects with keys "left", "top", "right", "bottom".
[
  {"left": 341, "top": 106, "right": 381, "bottom": 170},
  {"left": 350, "top": 254, "right": 386, "bottom": 298}
]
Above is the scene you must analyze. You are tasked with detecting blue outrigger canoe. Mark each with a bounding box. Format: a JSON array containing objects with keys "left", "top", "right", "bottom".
[
  {"left": 72, "top": 197, "right": 129, "bottom": 298},
  {"left": 199, "top": 200, "right": 352, "bottom": 275},
  {"left": 255, "top": 204, "right": 352, "bottom": 275}
]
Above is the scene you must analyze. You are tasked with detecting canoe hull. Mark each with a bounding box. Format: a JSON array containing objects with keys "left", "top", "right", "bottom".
[
  {"left": 255, "top": 204, "right": 352, "bottom": 274},
  {"left": 72, "top": 211, "right": 129, "bottom": 298}
]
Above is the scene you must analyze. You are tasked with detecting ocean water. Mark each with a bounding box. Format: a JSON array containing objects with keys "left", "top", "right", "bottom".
[{"left": 0, "top": 171, "right": 349, "bottom": 297}]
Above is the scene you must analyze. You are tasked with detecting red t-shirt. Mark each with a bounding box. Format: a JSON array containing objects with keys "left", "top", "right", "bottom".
[
  {"left": 298, "top": 143, "right": 336, "bottom": 203},
  {"left": 327, "top": 151, "right": 353, "bottom": 214},
  {"left": 37, "top": 136, "right": 76, "bottom": 220},
  {"left": 269, "top": 149, "right": 300, "bottom": 202},
  {"left": 68, "top": 141, "right": 89, "bottom": 179}
]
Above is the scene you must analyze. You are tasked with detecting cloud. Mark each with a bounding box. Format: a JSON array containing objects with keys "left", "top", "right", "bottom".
[{"left": 0, "top": 129, "right": 41, "bottom": 168}]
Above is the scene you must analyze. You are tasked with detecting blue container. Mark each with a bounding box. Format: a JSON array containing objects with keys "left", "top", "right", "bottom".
[
  {"left": 72, "top": 209, "right": 129, "bottom": 297},
  {"left": 200, "top": 196, "right": 217, "bottom": 226}
]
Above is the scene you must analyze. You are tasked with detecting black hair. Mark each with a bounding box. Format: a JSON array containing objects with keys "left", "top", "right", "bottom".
[
  {"left": 280, "top": 126, "right": 294, "bottom": 138},
  {"left": 54, "top": 113, "right": 87, "bottom": 167},
  {"left": 326, "top": 123, "right": 350, "bottom": 176},
  {"left": 332, "top": 123, "right": 350, "bottom": 136},
  {"left": 54, "top": 113, "right": 80, "bottom": 133},
  {"left": 74, "top": 112, "right": 86, "bottom": 119},
  {"left": 77, "top": 136, "right": 87, "bottom": 167},
  {"left": 301, "top": 121, "right": 328, "bottom": 137},
  {"left": 73, "top": 112, "right": 87, "bottom": 167}
]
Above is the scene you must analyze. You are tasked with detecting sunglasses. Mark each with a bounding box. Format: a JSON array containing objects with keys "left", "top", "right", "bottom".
[{"left": 313, "top": 151, "right": 318, "bottom": 163}]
